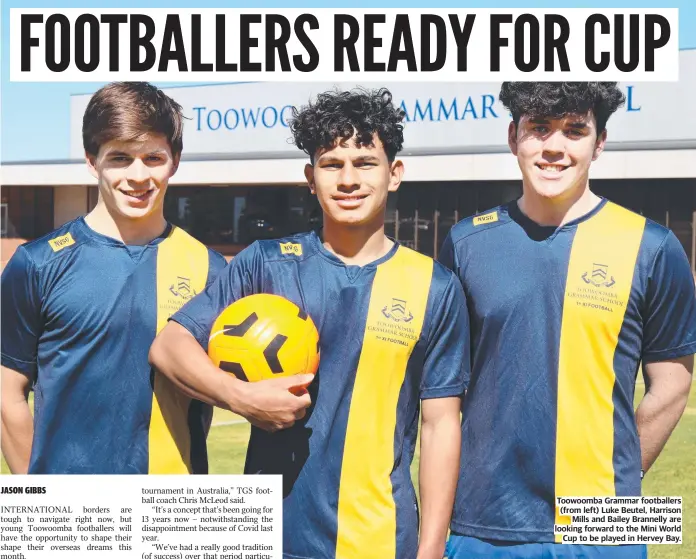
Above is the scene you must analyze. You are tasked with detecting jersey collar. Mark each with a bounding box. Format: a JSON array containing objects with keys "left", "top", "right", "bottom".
[{"left": 310, "top": 229, "right": 400, "bottom": 269}]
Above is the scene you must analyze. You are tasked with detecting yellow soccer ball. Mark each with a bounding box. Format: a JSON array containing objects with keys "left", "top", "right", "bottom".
[{"left": 208, "top": 294, "right": 319, "bottom": 382}]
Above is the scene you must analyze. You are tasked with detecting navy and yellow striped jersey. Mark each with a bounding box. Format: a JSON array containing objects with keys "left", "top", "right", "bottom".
[
  {"left": 1, "top": 217, "right": 227, "bottom": 474},
  {"left": 172, "top": 230, "right": 469, "bottom": 559},
  {"left": 439, "top": 198, "right": 696, "bottom": 543}
]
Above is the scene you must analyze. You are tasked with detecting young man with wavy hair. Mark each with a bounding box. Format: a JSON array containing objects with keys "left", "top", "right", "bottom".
[
  {"left": 440, "top": 82, "right": 696, "bottom": 559},
  {"left": 1, "top": 82, "right": 309, "bottom": 475},
  {"left": 151, "top": 88, "right": 469, "bottom": 559}
]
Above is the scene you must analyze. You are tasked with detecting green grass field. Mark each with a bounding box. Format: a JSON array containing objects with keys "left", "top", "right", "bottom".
[{"left": 2, "top": 383, "right": 694, "bottom": 557}]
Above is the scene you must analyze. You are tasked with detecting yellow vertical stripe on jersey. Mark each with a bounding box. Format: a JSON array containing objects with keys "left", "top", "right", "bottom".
[
  {"left": 151, "top": 226, "right": 209, "bottom": 474},
  {"left": 555, "top": 203, "right": 645, "bottom": 539},
  {"left": 336, "top": 247, "right": 433, "bottom": 559}
]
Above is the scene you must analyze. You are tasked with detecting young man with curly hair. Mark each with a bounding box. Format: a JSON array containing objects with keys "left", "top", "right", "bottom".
[
  {"left": 439, "top": 82, "right": 696, "bottom": 558},
  {"left": 150, "top": 88, "right": 469, "bottom": 559}
]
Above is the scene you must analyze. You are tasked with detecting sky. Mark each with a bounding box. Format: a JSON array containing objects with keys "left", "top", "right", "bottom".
[{"left": 1, "top": 1, "right": 694, "bottom": 162}]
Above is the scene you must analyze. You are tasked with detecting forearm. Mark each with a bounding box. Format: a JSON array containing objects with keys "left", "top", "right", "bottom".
[
  {"left": 1, "top": 401, "right": 33, "bottom": 474},
  {"left": 149, "top": 322, "right": 245, "bottom": 412},
  {"left": 417, "top": 412, "right": 461, "bottom": 559},
  {"left": 636, "top": 386, "right": 691, "bottom": 472},
  {"left": 150, "top": 322, "right": 313, "bottom": 432}
]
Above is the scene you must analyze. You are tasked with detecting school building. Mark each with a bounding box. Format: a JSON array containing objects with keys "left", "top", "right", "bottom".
[{"left": 2, "top": 50, "right": 695, "bottom": 271}]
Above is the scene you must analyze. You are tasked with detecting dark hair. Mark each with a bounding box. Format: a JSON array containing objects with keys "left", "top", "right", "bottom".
[
  {"left": 83, "top": 82, "right": 184, "bottom": 157},
  {"left": 499, "top": 82, "right": 625, "bottom": 133},
  {"left": 289, "top": 87, "right": 405, "bottom": 162}
]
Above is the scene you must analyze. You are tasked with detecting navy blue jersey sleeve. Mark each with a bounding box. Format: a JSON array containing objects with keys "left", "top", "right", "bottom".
[
  {"left": 1, "top": 247, "right": 42, "bottom": 379},
  {"left": 171, "top": 243, "right": 261, "bottom": 351},
  {"left": 206, "top": 249, "right": 228, "bottom": 287},
  {"left": 642, "top": 231, "right": 696, "bottom": 362},
  {"left": 437, "top": 231, "right": 456, "bottom": 273},
  {"left": 420, "top": 273, "right": 470, "bottom": 399}
]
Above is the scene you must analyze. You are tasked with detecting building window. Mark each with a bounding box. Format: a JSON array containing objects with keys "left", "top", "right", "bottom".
[
  {"left": 389, "top": 181, "right": 521, "bottom": 258},
  {"left": 164, "top": 186, "right": 321, "bottom": 254},
  {"left": 162, "top": 182, "right": 525, "bottom": 259},
  {"left": 161, "top": 180, "right": 695, "bottom": 271},
  {"left": 1, "top": 203, "right": 7, "bottom": 236},
  {"left": 0, "top": 187, "right": 54, "bottom": 239}
]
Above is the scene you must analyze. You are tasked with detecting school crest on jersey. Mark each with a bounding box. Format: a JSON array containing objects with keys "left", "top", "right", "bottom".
[
  {"left": 169, "top": 276, "right": 197, "bottom": 300},
  {"left": 382, "top": 298, "right": 414, "bottom": 323},
  {"left": 582, "top": 263, "right": 616, "bottom": 288}
]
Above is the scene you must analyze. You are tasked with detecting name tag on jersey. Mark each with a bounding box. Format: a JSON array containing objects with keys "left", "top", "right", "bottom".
[
  {"left": 280, "top": 242, "right": 303, "bottom": 256},
  {"left": 48, "top": 233, "right": 76, "bottom": 252},
  {"left": 474, "top": 211, "right": 498, "bottom": 226}
]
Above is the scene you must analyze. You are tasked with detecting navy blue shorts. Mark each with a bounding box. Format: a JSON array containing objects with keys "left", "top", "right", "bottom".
[{"left": 445, "top": 534, "right": 648, "bottom": 559}]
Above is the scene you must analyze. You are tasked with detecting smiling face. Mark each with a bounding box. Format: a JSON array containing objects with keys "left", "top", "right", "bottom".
[
  {"left": 87, "top": 134, "right": 179, "bottom": 222},
  {"left": 509, "top": 111, "right": 607, "bottom": 202},
  {"left": 304, "top": 133, "right": 403, "bottom": 229}
]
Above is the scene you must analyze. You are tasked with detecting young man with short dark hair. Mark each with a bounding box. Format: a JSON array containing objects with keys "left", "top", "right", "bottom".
[
  {"left": 1, "top": 82, "right": 309, "bottom": 474},
  {"left": 440, "top": 82, "right": 696, "bottom": 559},
  {"left": 150, "top": 88, "right": 468, "bottom": 559}
]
